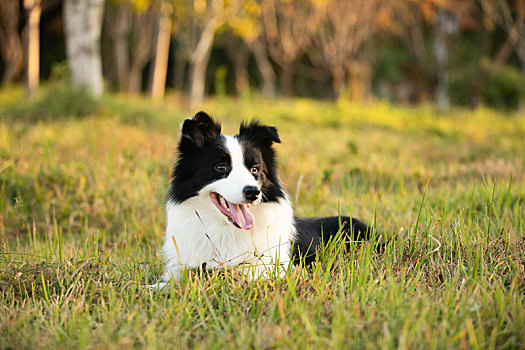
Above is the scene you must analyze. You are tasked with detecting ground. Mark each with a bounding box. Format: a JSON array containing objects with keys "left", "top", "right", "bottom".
[{"left": 0, "top": 87, "right": 524, "bottom": 348}]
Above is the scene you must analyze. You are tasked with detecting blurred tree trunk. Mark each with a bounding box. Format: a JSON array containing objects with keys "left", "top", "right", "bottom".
[
  {"left": 24, "top": 0, "right": 41, "bottom": 97},
  {"left": 226, "top": 1, "right": 275, "bottom": 97},
  {"left": 128, "top": 65, "right": 143, "bottom": 94},
  {"left": 347, "top": 60, "right": 371, "bottom": 102},
  {"left": 331, "top": 66, "right": 345, "bottom": 98},
  {"left": 279, "top": 64, "right": 294, "bottom": 96},
  {"left": 103, "top": 3, "right": 157, "bottom": 94},
  {"left": 517, "top": 42, "right": 525, "bottom": 72},
  {"left": 151, "top": 1, "right": 173, "bottom": 100},
  {"left": 469, "top": 30, "right": 492, "bottom": 107},
  {"left": 128, "top": 7, "right": 157, "bottom": 94},
  {"left": 225, "top": 37, "right": 249, "bottom": 96},
  {"left": 0, "top": 0, "right": 24, "bottom": 84},
  {"left": 247, "top": 39, "right": 276, "bottom": 97},
  {"left": 172, "top": 57, "right": 186, "bottom": 91},
  {"left": 189, "top": 19, "right": 217, "bottom": 108},
  {"left": 176, "top": 1, "right": 243, "bottom": 106},
  {"left": 433, "top": 10, "right": 456, "bottom": 111},
  {"left": 261, "top": 0, "right": 314, "bottom": 98},
  {"left": 309, "top": 0, "right": 378, "bottom": 101},
  {"left": 114, "top": 7, "right": 131, "bottom": 90},
  {"left": 104, "top": 2, "right": 132, "bottom": 91},
  {"left": 64, "top": 0, "right": 105, "bottom": 96}
]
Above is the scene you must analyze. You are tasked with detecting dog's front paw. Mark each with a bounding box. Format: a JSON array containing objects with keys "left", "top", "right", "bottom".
[
  {"left": 143, "top": 271, "right": 179, "bottom": 291},
  {"left": 144, "top": 280, "right": 170, "bottom": 291}
]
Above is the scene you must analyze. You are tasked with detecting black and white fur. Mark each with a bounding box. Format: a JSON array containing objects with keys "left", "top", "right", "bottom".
[{"left": 155, "top": 112, "right": 371, "bottom": 288}]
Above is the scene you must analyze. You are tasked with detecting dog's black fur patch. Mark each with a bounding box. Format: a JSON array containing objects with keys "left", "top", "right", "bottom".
[
  {"left": 292, "top": 216, "right": 372, "bottom": 265},
  {"left": 238, "top": 120, "right": 285, "bottom": 203},
  {"left": 169, "top": 112, "right": 231, "bottom": 203}
]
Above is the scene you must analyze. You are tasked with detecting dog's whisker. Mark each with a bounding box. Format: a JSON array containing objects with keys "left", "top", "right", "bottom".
[
  {"left": 194, "top": 210, "right": 228, "bottom": 264},
  {"left": 222, "top": 241, "right": 292, "bottom": 265}
]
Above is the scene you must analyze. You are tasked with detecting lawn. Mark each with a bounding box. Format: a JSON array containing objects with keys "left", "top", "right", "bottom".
[{"left": 1, "top": 87, "right": 524, "bottom": 348}]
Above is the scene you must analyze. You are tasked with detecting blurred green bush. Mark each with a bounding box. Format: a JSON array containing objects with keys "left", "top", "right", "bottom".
[
  {"left": 482, "top": 65, "right": 525, "bottom": 110},
  {"left": 450, "top": 64, "right": 525, "bottom": 109},
  {"left": 0, "top": 62, "right": 101, "bottom": 121}
]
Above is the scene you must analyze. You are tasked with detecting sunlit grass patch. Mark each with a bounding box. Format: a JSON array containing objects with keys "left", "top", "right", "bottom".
[{"left": 1, "top": 90, "right": 524, "bottom": 348}]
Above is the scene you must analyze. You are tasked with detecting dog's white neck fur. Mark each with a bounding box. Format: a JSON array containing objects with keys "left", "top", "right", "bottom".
[{"left": 158, "top": 134, "right": 294, "bottom": 287}]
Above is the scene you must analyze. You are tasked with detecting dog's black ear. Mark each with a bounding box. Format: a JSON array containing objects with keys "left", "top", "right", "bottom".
[
  {"left": 239, "top": 120, "right": 281, "bottom": 145},
  {"left": 180, "top": 111, "right": 221, "bottom": 150}
]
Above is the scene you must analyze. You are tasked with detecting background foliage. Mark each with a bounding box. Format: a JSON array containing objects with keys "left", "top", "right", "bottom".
[{"left": 1, "top": 0, "right": 525, "bottom": 108}]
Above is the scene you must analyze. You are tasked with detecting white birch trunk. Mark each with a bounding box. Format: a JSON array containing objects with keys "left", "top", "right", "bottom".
[
  {"left": 64, "top": 0, "right": 105, "bottom": 96},
  {"left": 433, "top": 10, "right": 457, "bottom": 111}
]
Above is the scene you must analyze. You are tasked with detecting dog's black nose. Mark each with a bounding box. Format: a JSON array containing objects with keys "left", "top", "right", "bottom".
[{"left": 243, "top": 186, "right": 261, "bottom": 201}]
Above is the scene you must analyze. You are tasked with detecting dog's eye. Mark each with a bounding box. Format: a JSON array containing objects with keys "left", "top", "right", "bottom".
[
  {"left": 250, "top": 165, "right": 260, "bottom": 174},
  {"left": 215, "top": 163, "right": 229, "bottom": 172}
]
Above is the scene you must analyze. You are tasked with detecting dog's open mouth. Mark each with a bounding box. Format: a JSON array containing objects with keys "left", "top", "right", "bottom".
[{"left": 209, "top": 192, "right": 255, "bottom": 230}]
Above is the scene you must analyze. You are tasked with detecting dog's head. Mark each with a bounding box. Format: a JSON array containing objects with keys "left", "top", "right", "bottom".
[{"left": 168, "top": 112, "right": 285, "bottom": 230}]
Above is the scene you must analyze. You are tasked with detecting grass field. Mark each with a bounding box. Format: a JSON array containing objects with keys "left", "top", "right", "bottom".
[{"left": 1, "top": 86, "right": 524, "bottom": 348}]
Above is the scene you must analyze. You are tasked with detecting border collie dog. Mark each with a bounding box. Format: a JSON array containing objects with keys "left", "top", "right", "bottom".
[{"left": 155, "top": 112, "right": 371, "bottom": 288}]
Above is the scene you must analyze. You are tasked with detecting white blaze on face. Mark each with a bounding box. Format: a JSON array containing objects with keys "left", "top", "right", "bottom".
[
  {"left": 221, "top": 135, "right": 259, "bottom": 203},
  {"left": 200, "top": 134, "right": 260, "bottom": 230}
]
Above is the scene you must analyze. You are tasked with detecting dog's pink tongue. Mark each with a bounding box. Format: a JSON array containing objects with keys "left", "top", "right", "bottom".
[{"left": 228, "top": 201, "right": 255, "bottom": 230}]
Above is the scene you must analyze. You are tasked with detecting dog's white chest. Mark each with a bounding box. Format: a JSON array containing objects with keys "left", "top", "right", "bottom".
[{"left": 161, "top": 197, "right": 295, "bottom": 281}]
